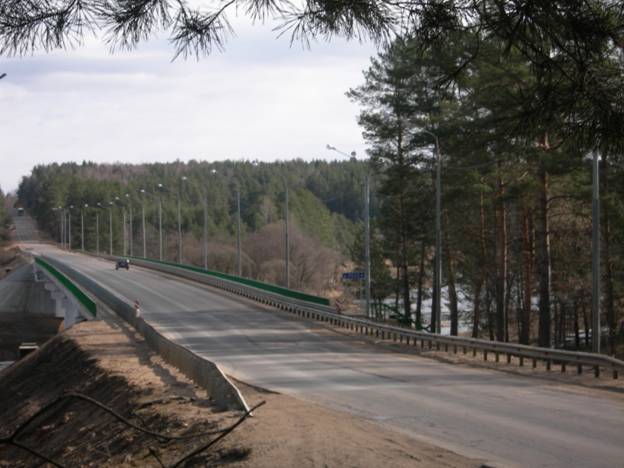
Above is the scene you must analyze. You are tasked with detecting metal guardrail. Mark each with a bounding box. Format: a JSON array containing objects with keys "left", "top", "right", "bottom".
[
  {"left": 126, "top": 256, "right": 331, "bottom": 306},
  {"left": 124, "top": 255, "right": 624, "bottom": 380},
  {"left": 35, "top": 257, "right": 97, "bottom": 317}
]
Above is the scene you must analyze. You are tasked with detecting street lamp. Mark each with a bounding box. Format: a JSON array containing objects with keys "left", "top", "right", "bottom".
[
  {"left": 419, "top": 129, "right": 442, "bottom": 335},
  {"left": 236, "top": 182, "right": 242, "bottom": 276},
  {"left": 157, "top": 183, "right": 165, "bottom": 261},
  {"left": 327, "top": 144, "right": 371, "bottom": 320},
  {"left": 202, "top": 169, "right": 218, "bottom": 270},
  {"left": 125, "top": 193, "right": 134, "bottom": 257},
  {"left": 96, "top": 203, "right": 103, "bottom": 255},
  {"left": 68, "top": 205, "right": 75, "bottom": 250},
  {"left": 177, "top": 176, "right": 188, "bottom": 264},
  {"left": 284, "top": 177, "right": 290, "bottom": 289},
  {"left": 56, "top": 206, "right": 64, "bottom": 247},
  {"left": 139, "top": 189, "right": 147, "bottom": 258},
  {"left": 115, "top": 196, "right": 127, "bottom": 256},
  {"left": 81, "top": 204, "right": 88, "bottom": 251},
  {"left": 108, "top": 201, "right": 114, "bottom": 255},
  {"left": 591, "top": 150, "right": 601, "bottom": 353}
]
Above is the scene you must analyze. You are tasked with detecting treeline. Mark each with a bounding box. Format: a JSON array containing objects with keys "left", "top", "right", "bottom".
[
  {"left": 349, "top": 31, "right": 624, "bottom": 356},
  {"left": 0, "top": 189, "right": 11, "bottom": 243},
  {"left": 18, "top": 159, "right": 372, "bottom": 293}
]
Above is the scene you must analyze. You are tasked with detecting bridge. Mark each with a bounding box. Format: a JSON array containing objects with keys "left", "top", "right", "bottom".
[{"left": 11, "top": 215, "right": 624, "bottom": 468}]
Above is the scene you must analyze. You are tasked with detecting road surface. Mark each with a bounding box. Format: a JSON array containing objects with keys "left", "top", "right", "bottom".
[{"left": 21, "top": 243, "right": 624, "bottom": 467}]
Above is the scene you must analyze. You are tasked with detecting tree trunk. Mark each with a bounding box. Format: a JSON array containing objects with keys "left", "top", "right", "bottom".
[
  {"left": 537, "top": 162, "right": 551, "bottom": 347},
  {"left": 554, "top": 298, "right": 560, "bottom": 348},
  {"left": 582, "top": 295, "right": 590, "bottom": 348},
  {"left": 394, "top": 251, "right": 401, "bottom": 320},
  {"left": 486, "top": 282, "right": 495, "bottom": 341},
  {"left": 573, "top": 297, "right": 581, "bottom": 350},
  {"left": 444, "top": 215, "right": 459, "bottom": 336},
  {"left": 520, "top": 207, "right": 533, "bottom": 344},
  {"left": 415, "top": 240, "right": 425, "bottom": 329},
  {"left": 400, "top": 194, "right": 411, "bottom": 321},
  {"left": 494, "top": 168, "right": 507, "bottom": 342},
  {"left": 472, "top": 191, "right": 488, "bottom": 338},
  {"left": 472, "top": 280, "right": 483, "bottom": 338}
]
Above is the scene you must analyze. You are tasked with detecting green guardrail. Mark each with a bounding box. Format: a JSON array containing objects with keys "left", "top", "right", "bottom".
[
  {"left": 35, "top": 257, "right": 97, "bottom": 317},
  {"left": 128, "top": 256, "right": 331, "bottom": 307}
]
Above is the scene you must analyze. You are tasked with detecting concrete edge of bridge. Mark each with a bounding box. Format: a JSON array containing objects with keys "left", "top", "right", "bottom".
[{"left": 38, "top": 252, "right": 251, "bottom": 414}]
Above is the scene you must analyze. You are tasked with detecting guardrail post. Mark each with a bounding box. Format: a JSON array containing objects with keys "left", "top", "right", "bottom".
[
  {"left": 444, "top": 343, "right": 448, "bottom": 352},
  {"left": 519, "top": 356, "right": 524, "bottom": 367},
  {"left": 453, "top": 344, "right": 457, "bottom": 354},
  {"left": 484, "top": 350, "right": 488, "bottom": 361},
  {"left": 507, "top": 353, "right": 512, "bottom": 364},
  {"left": 436, "top": 342, "right": 440, "bottom": 351},
  {"left": 613, "top": 369, "right": 618, "bottom": 379},
  {"left": 495, "top": 352, "right": 500, "bottom": 363},
  {"left": 472, "top": 347, "right": 476, "bottom": 357},
  {"left": 546, "top": 359, "right": 552, "bottom": 371},
  {"left": 561, "top": 362, "right": 566, "bottom": 373},
  {"left": 577, "top": 364, "right": 582, "bottom": 375},
  {"left": 594, "top": 366, "right": 600, "bottom": 378},
  {"left": 533, "top": 358, "right": 537, "bottom": 368}
]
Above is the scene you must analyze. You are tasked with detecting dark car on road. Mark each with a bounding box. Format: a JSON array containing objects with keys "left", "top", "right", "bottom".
[{"left": 115, "top": 259, "right": 130, "bottom": 270}]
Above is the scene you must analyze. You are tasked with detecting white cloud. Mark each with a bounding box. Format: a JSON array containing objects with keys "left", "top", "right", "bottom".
[{"left": 0, "top": 15, "right": 377, "bottom": 192}]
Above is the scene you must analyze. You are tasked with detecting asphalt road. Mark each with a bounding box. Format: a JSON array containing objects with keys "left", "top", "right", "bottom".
[{"left": 24, "top": 243, "right": 624, "bottom": 467}]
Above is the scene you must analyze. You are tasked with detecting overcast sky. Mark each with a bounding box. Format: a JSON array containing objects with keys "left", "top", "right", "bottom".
[{"left": 0, "top": 14, "right": 377, "bottom": 193}]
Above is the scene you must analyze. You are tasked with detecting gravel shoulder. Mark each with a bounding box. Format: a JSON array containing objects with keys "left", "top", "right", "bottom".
[{"left": 0, "top": 316, "right": 480, "bottom": 467}]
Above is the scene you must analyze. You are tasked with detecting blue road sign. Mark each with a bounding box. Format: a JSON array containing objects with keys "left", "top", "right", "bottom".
[{"left": 341, "top": 271, "right": 366, "bottom": 281}]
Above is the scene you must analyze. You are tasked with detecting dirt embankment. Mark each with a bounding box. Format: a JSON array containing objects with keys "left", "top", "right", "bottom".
[
  {"left": 0, "top": 318, "right": 478, "bottom": 467},
  {"left": 0, "top": 245, "right": 26, "bottom": 280}
]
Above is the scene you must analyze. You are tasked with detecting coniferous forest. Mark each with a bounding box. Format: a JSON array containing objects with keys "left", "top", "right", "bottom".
[{"left": 18, "top": 159, "right": 369, "bottom": 296}]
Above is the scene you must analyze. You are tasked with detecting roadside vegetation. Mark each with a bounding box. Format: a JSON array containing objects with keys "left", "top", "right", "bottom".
[
  {"left": 348, "top": 29, "right": 624, "bottom": 357},
  {"left": 0, "top": 189, "right": 11, "bottom": 244}
]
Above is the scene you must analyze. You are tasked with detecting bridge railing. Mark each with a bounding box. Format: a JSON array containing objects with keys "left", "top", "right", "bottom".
[
  {"left": 118, "top": 255, "right": 624, "bottom": 380},
  {"left": 34, "top": 256, "right": 97, "bottom": 318}
]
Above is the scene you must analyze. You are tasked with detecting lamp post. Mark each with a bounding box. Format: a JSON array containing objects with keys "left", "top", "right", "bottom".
[
  {"left": 96, "top": 203, "right": 102, "bottom": 255},
  {"left": 68, "top": 205, "right": 74, "bottom": 250},
  {"left": 157, "top": 184, "right": 165, "bottom": 261},
  {"left": 592, "top": 150, "right": 601, "bottom": 353},
  {"left": 284, "top": 178, "right": 290, "bottom": 289},
  {"left": 125, "top": 193, "right": 133, "bottom": 257},
  {"left": 327, "top": 144, "right": 371, "bottom": 319},
  {"left": 177, "top": 176, "right": 187, "bottom": 264},
  {"left": 58, "top": 207, "right": 64, "bottom": 248},
  {"left": 139, "top": 189, "right": 147, "bottom": 258},
  {"left": 81, "top": 204, "right": 88, "bottom": 251},
  {"left": 236, "top": 184, "right": 242, "bottom": 276},
  {"left": 419, "top": 129, "right": 442, "bottom": 335},
  {"left": 115, "top": 196, "right": 127, "bottom": 256},
  {"left": 203, "top": 169, "right": 217, "bottom": 270},
  {"left": 108, "top": 201, "right": 114, "bottom": 255}
]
